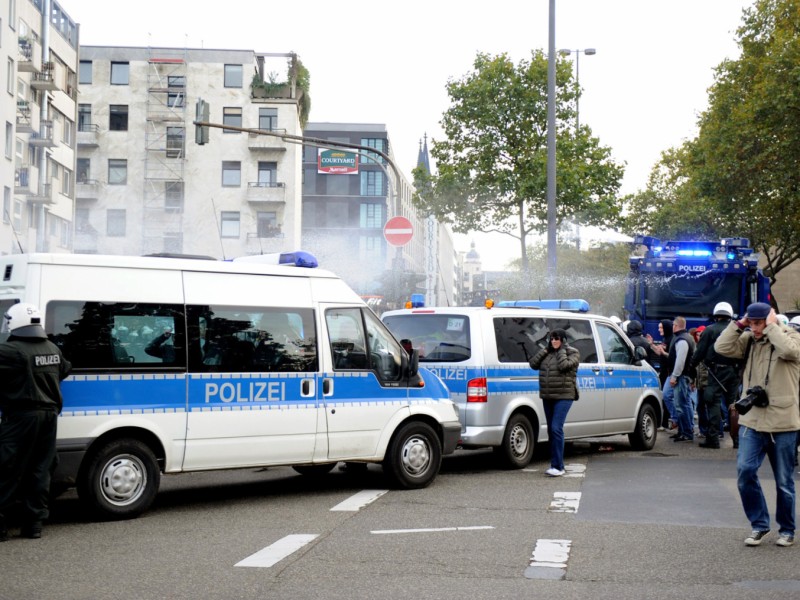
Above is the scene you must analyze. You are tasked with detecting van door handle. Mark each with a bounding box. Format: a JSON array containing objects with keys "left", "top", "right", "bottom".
[
  {"left": 322, "top": 378, "right": 333, "bottom": 396},
  {"left": 592, "top": 366, "right": 601, "bottom": 375},
  {"left": 301, "top": 379, "right": 314, "bottom": 397},
  {"left": 605, "top": 367, "right": 614, "bottom": 375}
]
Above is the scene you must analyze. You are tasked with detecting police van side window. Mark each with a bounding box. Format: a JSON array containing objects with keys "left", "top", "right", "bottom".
[
  {"left": 494, "top": 316, "right": 598, "bottom": 364},
  {"left": 186, "top": 305, "right": 317, "bottom": 373},
  {"left": 557, "top": 318, "right": 598, "bottom": 364},
  {"left": 597, "top": 323, "right": 633, "bottom": 365},
  {"left": 382, "top": 314, "right": 471, "bottom": 363},
  {"left": 327, "top": 308, "right": 369, "bottom": 370},
  {"left": 362, "top": 309, "right": 403, "bottom": 381},
  {"left": 45, "top": 301, "right": 186, "bottom": 370}
]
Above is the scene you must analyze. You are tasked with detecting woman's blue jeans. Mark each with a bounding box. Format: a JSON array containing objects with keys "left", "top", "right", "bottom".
[
  {"left": 737, "top": 426, "right": 797, "bottom": 535},
  {"left": 544, "top": 399, "right": 573, "bottom": 471}
]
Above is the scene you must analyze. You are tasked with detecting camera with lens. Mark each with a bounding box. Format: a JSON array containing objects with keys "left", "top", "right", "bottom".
[{"left": 734, "top": 385, "right": 769, "bottom": 415}]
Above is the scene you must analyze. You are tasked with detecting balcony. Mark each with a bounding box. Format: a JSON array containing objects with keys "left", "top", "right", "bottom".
[
  {"left": 73, "top": 229, "right": 98, "bottom": 254},
  {"left": 28, "top": 182, "right": 56, "bottom": 204},
  {"left": 29, "top": 121, "right": 56, "bottom": 147},
  {"left": 248, "top": 130, "right": 288, "bottom": 151},
  {"left": 18, "top": 38, "right": 40, "bottom": 73},
  {"left": 16, "top": 101, "right": 36, "bottom": 133},
  {"left": 30, "top": 63, "right": 58, "bottom": 91},
  {"left": 14, "top": 165, "right": 38, "bottom": 195},
  {"left": 246, "top": 181, "right": 286, "bottom": 203},
  {"left": 77, "top": 123, "right": 100, "bottom": 148},
  {"left": 76, "top": 179, "right": 100, "bottom": 200}
]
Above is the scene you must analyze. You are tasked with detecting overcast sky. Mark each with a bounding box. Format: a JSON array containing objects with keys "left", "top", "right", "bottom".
[{"left": 70, "top": 0, "right": 752, "bottom": 269}]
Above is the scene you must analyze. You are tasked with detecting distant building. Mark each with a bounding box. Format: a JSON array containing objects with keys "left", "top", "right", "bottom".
[
  {"left": 301, "top": 123, "right": 455, "bottom": 308},
  {"left": 74, "top": 46, "right": 303, "bottom": 257},
  {"left": 2, "top": 0, "right": 79, "bottom": 255}
]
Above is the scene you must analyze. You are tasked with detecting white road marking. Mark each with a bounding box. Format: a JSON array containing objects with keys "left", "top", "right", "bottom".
[
  {"left": 549, "top": 491, "right": 582, "bottom": 513},
  {"left": 330, "top": 489, "right": 389, "bottom": 511},
  {"left": 529, "top": 538, "right": 572, "bottom": 568},
  {"left": 235, "top": 534, "right": 318, "bottom": 568},
  {"left": 564, "top": 464, "right": 586, "bottom": 478},
  {"left": 371, "top": 525, "right": 494, "bottom": 535}
]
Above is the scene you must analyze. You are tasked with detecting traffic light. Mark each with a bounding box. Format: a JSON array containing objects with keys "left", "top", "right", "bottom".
[{"left": 195, "top": 98, "right": 209, "bottom": 145}]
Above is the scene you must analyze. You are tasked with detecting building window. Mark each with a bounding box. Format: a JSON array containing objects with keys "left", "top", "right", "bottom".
[
  {"left": 360, "top": 203, "right": 383, "bottom": 228},
  {"left": 360, "top": 171, "right": 385, "bottom": 196},
  {"left": 221, "top": 161, "right": 241, "bottom": 187},
  {"left": 222, "top": 107, "right": 242, "bottom": 133},
  {"left": 62, "top": 168, "right": 72, "bottom": 196},
  {"left": 77, "top": 158, "right": 90, "bottom": 183},
  {"left": 220, "top": 211, "right": 240, "bottom": 238},
  {"left": 165, "top": 181, "right": 183, "bottom": 213},
  {"left": 13, "top": 200, "right": 22, "bottom": 230},
  {"left": 167, "top": 75, "right": 185, "bottom": 108},
  {"left": 360, "top": 234, "right": 383, "bottom": 262},
  {"left": 361, "top": 138, "right": 387, "bottom": 164},
  {"left": 78, "top": 104, "right": 91, "bottom": 131},
  {"left": 63, "top": 118, "right": 74, "bottom": 146},
  {"left": 164, "top": 232, "right": 182, "bottom": 253},
  {"left": 4, "top": 122, "right": 11, "bottom": 159},
  {"left": 7, "top": 58, "right": 13, "bottom": 94},
  {"left": 109, "top": 105, "right": 128, "bottom": 131},
  {"left": 166, "top": 126, "right": 184, "bottom": 158},
  {"left": 110, "top": 61, "right": 129, "bottom": 85},
  {"left": 257, "top": 211, "right": 278, "bottom": 237},
  {"left": 259, "top": 107, "right": 278, "bottom": 131},
  {"left": 79, "top": 60, "right": 92, "bottom": 84},
  {"left": 257, "top": 161, "right": 277, "bottom": 186},
  {"left": 224, "top": 64, "right": 242, "bottom": 88},
  {"left": 108, "top": 159, "right": 127, "bottom": 185},
  {"left": 107, "top": 209, "right": 126, "bottom": 236},
  {"left": 3, "top": 186, "right": 9, "bottom": 224}
]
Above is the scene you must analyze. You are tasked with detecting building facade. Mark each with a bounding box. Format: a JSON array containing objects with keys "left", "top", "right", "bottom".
[
  {"left": 301, "top": 123, "right": 455, "bottom": 309},
  {"left": 2, "top": 0, "right": 78, "bottom": 255},
  {"left": 75, "top": 46, "right": 303, "bottom": 257}
]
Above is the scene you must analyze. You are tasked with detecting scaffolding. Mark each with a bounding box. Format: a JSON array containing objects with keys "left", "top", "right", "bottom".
[{"left": 142, "top": 47, "right": 188, "bottom": 254}]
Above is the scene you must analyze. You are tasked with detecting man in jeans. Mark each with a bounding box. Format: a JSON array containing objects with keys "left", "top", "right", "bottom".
[
  {"left": 715, "top": 302, "right": 800, "bottom": 547},
  {"left": 668, "top": 317, "right": 695, "bottom": 442}
]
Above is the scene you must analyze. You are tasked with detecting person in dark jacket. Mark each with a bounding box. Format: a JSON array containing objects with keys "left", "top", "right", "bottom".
[
  {"left": 0, "top": 303, "right": 71, "bottom": 541},
  {"left": 529, "top": 329, "right": 581, "bottom": 477},
  {"left": 651, "top": 319, "right": 676, "bottom": 428},
  {"left": 626, "top": 320, "right": 658, "bottom": 366}
]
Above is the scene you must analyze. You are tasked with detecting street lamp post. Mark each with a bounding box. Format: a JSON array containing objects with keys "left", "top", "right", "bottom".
[{"left": 558, "top": 47, "right": 595, "bottom": 251}]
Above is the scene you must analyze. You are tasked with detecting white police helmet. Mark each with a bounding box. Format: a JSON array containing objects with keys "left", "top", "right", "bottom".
[
  {"left": 621, "top": 320, "right": 631, "bottom": 333},
  {"left": 3, "top": 302, "right": 46, "bottom": 338},
  {"left": 609, "top": 316, "right": 622, "bottom": 325},
  {"left": 790, "top": 315, "right": 800, "bottom": 326},
  {"left": 712, "top": 302, "right": 734, "bottom": 318},
  {"left": 777, "top": 314, "right": 789, "bottom": 326}
]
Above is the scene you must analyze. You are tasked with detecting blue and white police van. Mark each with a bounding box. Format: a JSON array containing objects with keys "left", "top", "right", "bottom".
[
  {"left": 382, "top": 299, "right": 662, "bottom": 468},
  {"left": 0, "top": 253, "right": 460, "bottom": 519}
]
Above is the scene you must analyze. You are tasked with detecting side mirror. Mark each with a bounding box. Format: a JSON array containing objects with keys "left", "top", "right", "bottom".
[{"left": 406, "top": 348, "right": 420, "bottom": 378}]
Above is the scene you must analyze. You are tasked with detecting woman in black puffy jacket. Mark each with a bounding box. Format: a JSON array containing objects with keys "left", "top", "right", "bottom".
[{"left": 529, "top": 329, "right": 580, "bottom": 477}]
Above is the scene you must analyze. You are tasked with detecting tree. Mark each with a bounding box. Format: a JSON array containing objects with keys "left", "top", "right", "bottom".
[
  {"left": 624, "top": 0, "right": 800, "bottom": 284},
  {"left": 413, "top": 51, "right": 625, "bottom": 273}
]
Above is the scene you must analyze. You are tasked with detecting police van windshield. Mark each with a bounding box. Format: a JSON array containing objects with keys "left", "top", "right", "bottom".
[
  {"left": 642, "top": 272, "right": 741, "bottom": 320},
  {"left": 382, "top": 314, "right": 471, "bottom": 362}
]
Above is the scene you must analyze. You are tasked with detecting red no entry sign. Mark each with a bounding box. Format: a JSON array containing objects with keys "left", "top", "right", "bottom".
[{"left": 383, "top": 216, "right": 413, "bottom": 247}]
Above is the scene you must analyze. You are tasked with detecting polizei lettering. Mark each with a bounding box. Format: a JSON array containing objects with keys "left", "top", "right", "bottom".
[
  {"left": 205, "top": 381, "right": 285, "bottom": 403},
  {"left": 34, "top": 354, "right": 61, "bottom": 366},
  {"left": 678, "top": 265, "right": 706, "bottom": 273}
]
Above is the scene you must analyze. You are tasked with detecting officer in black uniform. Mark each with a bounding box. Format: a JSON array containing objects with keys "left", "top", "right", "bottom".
[
  {"left": 0, "top": 303, "right": 71, "bottom": 541},
  {"left": 691, "top": 302, "right": 740, "bottom": 449}
]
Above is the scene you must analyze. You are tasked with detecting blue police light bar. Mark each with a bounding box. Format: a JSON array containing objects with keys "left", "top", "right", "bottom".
[
  {"left": 676, "top": 249, "right": 713, "bottom": 257},
  {"left": 410, "top": 293, "right": 425, "bottom": 308},
  {"left": 231, "top": 251, "right": 318, "bottom": 268},
  {"left": 498, "top": 299, "right": 590, "bottom": 312}
]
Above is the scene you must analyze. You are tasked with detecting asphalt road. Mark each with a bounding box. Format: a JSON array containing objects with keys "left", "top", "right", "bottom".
[{"left": 1, "top": 432, "right": 798, "bottom": 600}]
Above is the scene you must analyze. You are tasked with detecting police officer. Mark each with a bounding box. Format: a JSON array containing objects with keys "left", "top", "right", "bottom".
[
  {"left": 0, "top": 303, "right": 71, "bottom": 541},
  {"left": 692, "top": 302, "right": 740, "bottom": 449}
]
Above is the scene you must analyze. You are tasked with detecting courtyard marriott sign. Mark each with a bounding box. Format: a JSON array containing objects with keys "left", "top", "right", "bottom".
[{"left": 318, "top": 149, "right": 359, "bottom": 174}]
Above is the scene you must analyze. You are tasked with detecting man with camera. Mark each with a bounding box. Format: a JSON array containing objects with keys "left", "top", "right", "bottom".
[{"left": 715, "top": 302, "right": 800, "bottom": 547}]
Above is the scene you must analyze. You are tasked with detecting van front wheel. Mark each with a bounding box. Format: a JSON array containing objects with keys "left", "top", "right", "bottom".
[
  {"left": 629, "top": 404, "right": 657, "bottom": 450},
  {"left": 495, "top": 414, "right": 535, "bottom": 468},
  {"left": 77, "top": 439, "right": 160, "bottom": 520},
  {"left": 383, "top": 422, "right": 442, "bottom": 489}
]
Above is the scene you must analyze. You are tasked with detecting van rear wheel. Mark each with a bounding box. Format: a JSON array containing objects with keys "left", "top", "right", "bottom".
[
  {"left": 629, "top": 404, "right": 657, "bottom": 450},
  {"left": 383, "top": 422, "right": 442, "bottom": 489},
  {"left": 495, "top": 414, "right": 535, "bottom": 468},
  {"left": 77, "top": 439, "right": 160, "bottom": 520}
]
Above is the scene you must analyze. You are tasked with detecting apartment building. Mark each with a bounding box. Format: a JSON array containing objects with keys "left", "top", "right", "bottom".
[
  {"left": 301, "top": 123, "right": 456, "bottom": 308},
  {"left": 75, "top": 46, "right": 302, "bottom": 257},
  {"left": 2, "top": 0, "right": 78, "bottom": 255}
]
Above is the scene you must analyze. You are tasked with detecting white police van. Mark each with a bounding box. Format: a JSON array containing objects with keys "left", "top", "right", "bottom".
[
  {"left": 382, "top": 299, "right": 662, "bottom": 468},
  {"left": 0, "top": 253, "right": 460, "bottom": 519}
]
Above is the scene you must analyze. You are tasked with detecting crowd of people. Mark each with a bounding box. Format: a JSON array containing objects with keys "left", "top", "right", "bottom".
[{"left": 620, "top": 302, "right": 800, "bottom": 548}]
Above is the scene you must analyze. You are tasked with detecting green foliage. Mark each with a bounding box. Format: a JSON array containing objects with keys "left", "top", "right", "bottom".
[
  {"left": 414, "top": 51, "right": 625, "bottom": 272},
  {"left": 498, "top": 241, "right": 631, "bottom": 317},
  {"left": 250, "top": 56, "right": 311, "bottom": 129},
  {"left": 624, "top": 0, "right": 800, "bottom": 283}
]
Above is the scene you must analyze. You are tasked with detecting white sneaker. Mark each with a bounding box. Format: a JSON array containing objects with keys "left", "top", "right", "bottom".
[{"left": 545, "top": 467, "right": 565, "bottom": 477}]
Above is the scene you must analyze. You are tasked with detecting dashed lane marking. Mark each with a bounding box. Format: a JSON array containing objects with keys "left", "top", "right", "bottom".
[
  {"left": 330, "top": 489, "right": 389, "bottom": 511},
  {"left": 371, "top": 525, "right": 495, "bottom": 535},
  {"left": 235, "top": 534, "right": 318, "bottom": 568},
  {"left": 525, "top": 538, "right": 572, "bottom": 580},
  {"left": 549, "top": 491, "right": 581, "bottom": 513}
]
